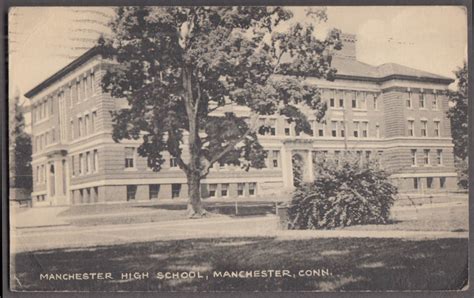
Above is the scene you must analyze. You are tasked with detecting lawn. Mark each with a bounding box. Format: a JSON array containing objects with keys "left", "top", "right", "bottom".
[
  {"left": 58, "top": 201, "right": 277, "bottom": 226},
  {"left": 12, "top": 237, "right": 467, "bottom": 291}
]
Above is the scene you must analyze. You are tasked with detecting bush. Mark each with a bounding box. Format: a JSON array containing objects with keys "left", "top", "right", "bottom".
[{"left": 287, "top": 153, "right": 398, "bottom": 229}]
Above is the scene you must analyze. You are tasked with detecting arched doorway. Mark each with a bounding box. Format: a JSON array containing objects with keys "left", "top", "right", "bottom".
[{"left": 292, "top": 154, "right": 304, "bottom": 187}]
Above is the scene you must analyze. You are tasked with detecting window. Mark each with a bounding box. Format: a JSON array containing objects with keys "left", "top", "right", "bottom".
[
  {"left": 329, "top": 98, "right": 335, "bottom": 107},
  {"left": 259, "top": 119, "right": 276, "bottom": 136},
  {"left": 149, "top": 184, "right": 160, "bottom": 200},
  {"left": 78, "top": 117, "right": 83, "bottom": 137},
  {"left": 272, "top": 150, "right": 280, "bottom": 168},
  {"left": 375, "top": 124, "right": 380, "bottom": 138},
  {"left": 170, "top": 157, "right": 178, "bottom": 168},
  {"left": 432, "top": 94, "right": 438, "bottom": 110},
  {"left": 308, "top": 120, "right": 314, "bottom": 136},
  {"left": 77, "top": 80, "right": 82, "bottom": 101},
  {"left": 209, "top": 184, "right": 217, "bottom": 197},
  {"left": 79, "top": 153, "right": 83, "bottom": 174},
  {"left": 269, "top": 119, "right": 276, "bottom": 136},
  {"left": 221, "top": 183, "right": 229, "bottom": 197},
  {"left": 373, "top": 96, "right": 378, "bottom": 110},
  {"left": 248, "top": 183, "right": 256, "bottom": 196},
  {"left": 51, "top": 96, "right": 55, "bottom": 114},
  {"left": 440, "top": 177, "right": 446, "bottom": 188},
  {"left": 414, "top": 178, "right": 419, "bottom": 189},
  {"left": 339, "top": 98, "right": 344, "bottom": 108},
  {"left": 41, "top": 165, "right": 45, "bottom": 183},
  {"left": 436, "top": 149, "right": 443, "bottom": 165},
  {"left": 71, "top": 156, "right": 75, "bottom": 176},
  {"left": 419, "top": 93, "right": 425, "bottom": 108},
  {"left": 68, "top": 86, "right": 73, "bottom": 107},
  {"left": 365, "top": 150, "right": 371, "bottom": 161},
  {"left": 93, "top": 150, "right": 98, "bottom": 172},
  {"left": 36, "top": 166, "right": 39, "bottom": 183},
  {"left": 284, "top": 127, "right": 291, "bottom": 136},
  {"left": 423, "top": 149, "right": 430, "bottom": 165},
  {"left": 318, "top": 123, "right": 325, "bottom": 137},
  {"left": 85, "top": 152, "right": 90, "bottom": 173},
  {"left": 91, "top": 111, "right": 96, "bottom": 133},
  {"left": 434, "top": 121, "right": 440, "bottom": 137},
  {"left": 427, "top": 177, "right": 433, "bottom": 189},
  {"left": 408, "top": 120, "right": 415, "bottom": 136},
  {"left": 90, "top": 72, "right": 95, "bottom": 94},
  {"left": 70, "top": 120, "right": 74, "bottom": 139},
  {"left": 124, "top": 147, "right": 135, "bottom": 168},
  {"left": 360, "top": 93, "right": 367, "bottom": 109},
  {"left": 411, "top": 149, "right": 417, "bottom": 166},
  {"left": 83, "top": 77, "right": 88, "bottom": 99},
  {"left": 406, "top": 92, "right": 412, "bottom": 108},
  {"left": 353, "top": 121, "right": 359, "bottom": 138},
  {"left": 85, "top": 115, "right": 90, "bottom": 135},
  {"left": 421, "top": 121, "right": 428, "bottom": 137},
  {"left": 171, "top": 184, "right": 181, "bottom": 198},
  {"left": 331, "top": 121, "right": 337, "bottom": 137},
  {"left": 237, "top": 183, "right": 245, "bottom": 196},
  {"left": 51, "top": 128, "right": 55, "bottom": 142},
  {"left": 340, "top": 121, "right": 345, "bottom": 137},
  {"left": 362, "top": 122, "right": 368, "bottom": 138},
  {"left": 126, "top": 185, "right": 137, "bottom": 201},
  {"left": 352, "top": 97, "right": 357, "bottom": 108}
]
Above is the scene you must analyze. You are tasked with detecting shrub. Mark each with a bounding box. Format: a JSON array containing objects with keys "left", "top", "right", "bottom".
[{"left": 287, "top": 153, "right": 398, "bottom": 229}]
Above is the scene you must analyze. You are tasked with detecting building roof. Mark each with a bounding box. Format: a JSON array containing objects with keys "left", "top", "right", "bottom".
[
  {"left": 25, "top": 47, "right": 454, "bottom": 99},
  {"left": 332, "top": 56, "right": 454, "bottom": 84}
]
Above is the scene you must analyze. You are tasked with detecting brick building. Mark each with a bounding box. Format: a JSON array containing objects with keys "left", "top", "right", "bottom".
[{"left": 25, "top": 33, "right": 457, "bottom": 206}]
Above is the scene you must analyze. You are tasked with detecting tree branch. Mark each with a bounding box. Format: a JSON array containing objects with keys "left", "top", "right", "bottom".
[{"left": 200, "top": 113, "right": 259, "bottom": 178}]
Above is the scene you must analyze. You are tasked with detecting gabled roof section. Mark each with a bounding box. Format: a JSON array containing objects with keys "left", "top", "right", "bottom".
[{"left": 24, "top": 47, "right": 102, "bottom": 99}]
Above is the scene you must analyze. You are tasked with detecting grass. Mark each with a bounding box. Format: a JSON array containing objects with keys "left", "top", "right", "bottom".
[
  {"left": 58, "top": 201, "right": 277, "bottom": 226},
  {"left": 12, "top": 237, "right": 467, "bottom": 291}
]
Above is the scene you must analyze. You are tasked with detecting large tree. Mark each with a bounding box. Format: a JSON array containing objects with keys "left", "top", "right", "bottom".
[
  {"left": 101, "top": 7, "right": 341, "bottom": 216},
  {"left": 11, "top": 96, "right": 32, "bottom": 190},
  {"left": 447, "top": 62, "right": 468, "bottom": 188}
]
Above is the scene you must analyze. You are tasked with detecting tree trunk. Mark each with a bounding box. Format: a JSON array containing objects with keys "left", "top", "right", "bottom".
[
  {"left": 182, "top": 65, "right": 206, "bottom": 218},
  {"left": 187, "top": 172, "right": 206, "bottom": 217}
]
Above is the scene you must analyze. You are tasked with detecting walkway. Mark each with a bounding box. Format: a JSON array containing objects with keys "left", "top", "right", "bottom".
[{"left": 12, "top": 215, "right": 467, "bottom": 253}]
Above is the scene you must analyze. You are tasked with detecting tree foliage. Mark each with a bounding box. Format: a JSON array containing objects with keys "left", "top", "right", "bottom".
[
  {"left": 287, "top": 153, "right": 397, "bottom": 229},
  {"left": 447, "top": 62, "right": 468, "bottom": 188},
  {"left": 12, "top": 99, "right": 32, "bottom": 190},
  {"left": 100, "top": 7, "right": 342, "bottom": 214}
]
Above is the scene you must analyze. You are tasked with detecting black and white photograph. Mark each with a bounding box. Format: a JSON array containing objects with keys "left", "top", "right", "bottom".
[{"left": 7, "top": 5, "right": 470, "bottom": 292}]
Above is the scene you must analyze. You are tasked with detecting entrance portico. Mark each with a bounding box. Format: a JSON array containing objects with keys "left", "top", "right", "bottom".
[
  {"left": 46, "top": 149, "right": 70, "bottom": 206},
  {"left": 281, "top": 139, "right": 315, "bottom": 189}
]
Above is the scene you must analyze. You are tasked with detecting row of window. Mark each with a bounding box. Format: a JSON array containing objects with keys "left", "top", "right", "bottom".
[
  {"left": 126, "top": 182, "right": 258, "bottom": 201},
  {"left": 34, "top": 128, "right": 56, "bottom": 152},
  {"left": 406, "top": 92, "right": 441, "bottom": 110},
  {"left": 328, "top": 92, "right": 378, "bottom": 110},
  {"left": 413, "top": 177, "right": 446, "bottom": 189},
  {"left": 32, "top": 71, "right": 95, "bottom": 125},
  {"left": 72, "top": 187, "right": 100, "bottom": 204},
  {"left": 71, "top": 150, "right": 99, "bottom": 176},
  {"left": 72, "top": 111, "right": 97, "bottom": 139},
  {"left": 260, "top": 119, "right": 381, "bottom": 139},
  {"left": 32, "top": 97, "right": 54, "bottom": 123},
  {"left": 408, "top": 120, "right": 441, "bottom": 137},
  {"left": 410, "top": 149, "right": 443, "bottom": 166}
]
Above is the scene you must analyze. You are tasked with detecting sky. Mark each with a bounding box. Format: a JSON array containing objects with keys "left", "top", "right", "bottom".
[{"left": 8, "top": 6, "right": 468, "bottom": 103}]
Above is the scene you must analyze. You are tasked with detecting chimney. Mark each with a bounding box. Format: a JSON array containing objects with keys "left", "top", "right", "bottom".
[{"left": 334, "top": 33, "right": 357, "bottom": 60}]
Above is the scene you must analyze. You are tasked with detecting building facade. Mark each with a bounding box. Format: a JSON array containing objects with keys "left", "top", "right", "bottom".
[{"left": 25, "top": 34, "right": 457, "bottom": 206}]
